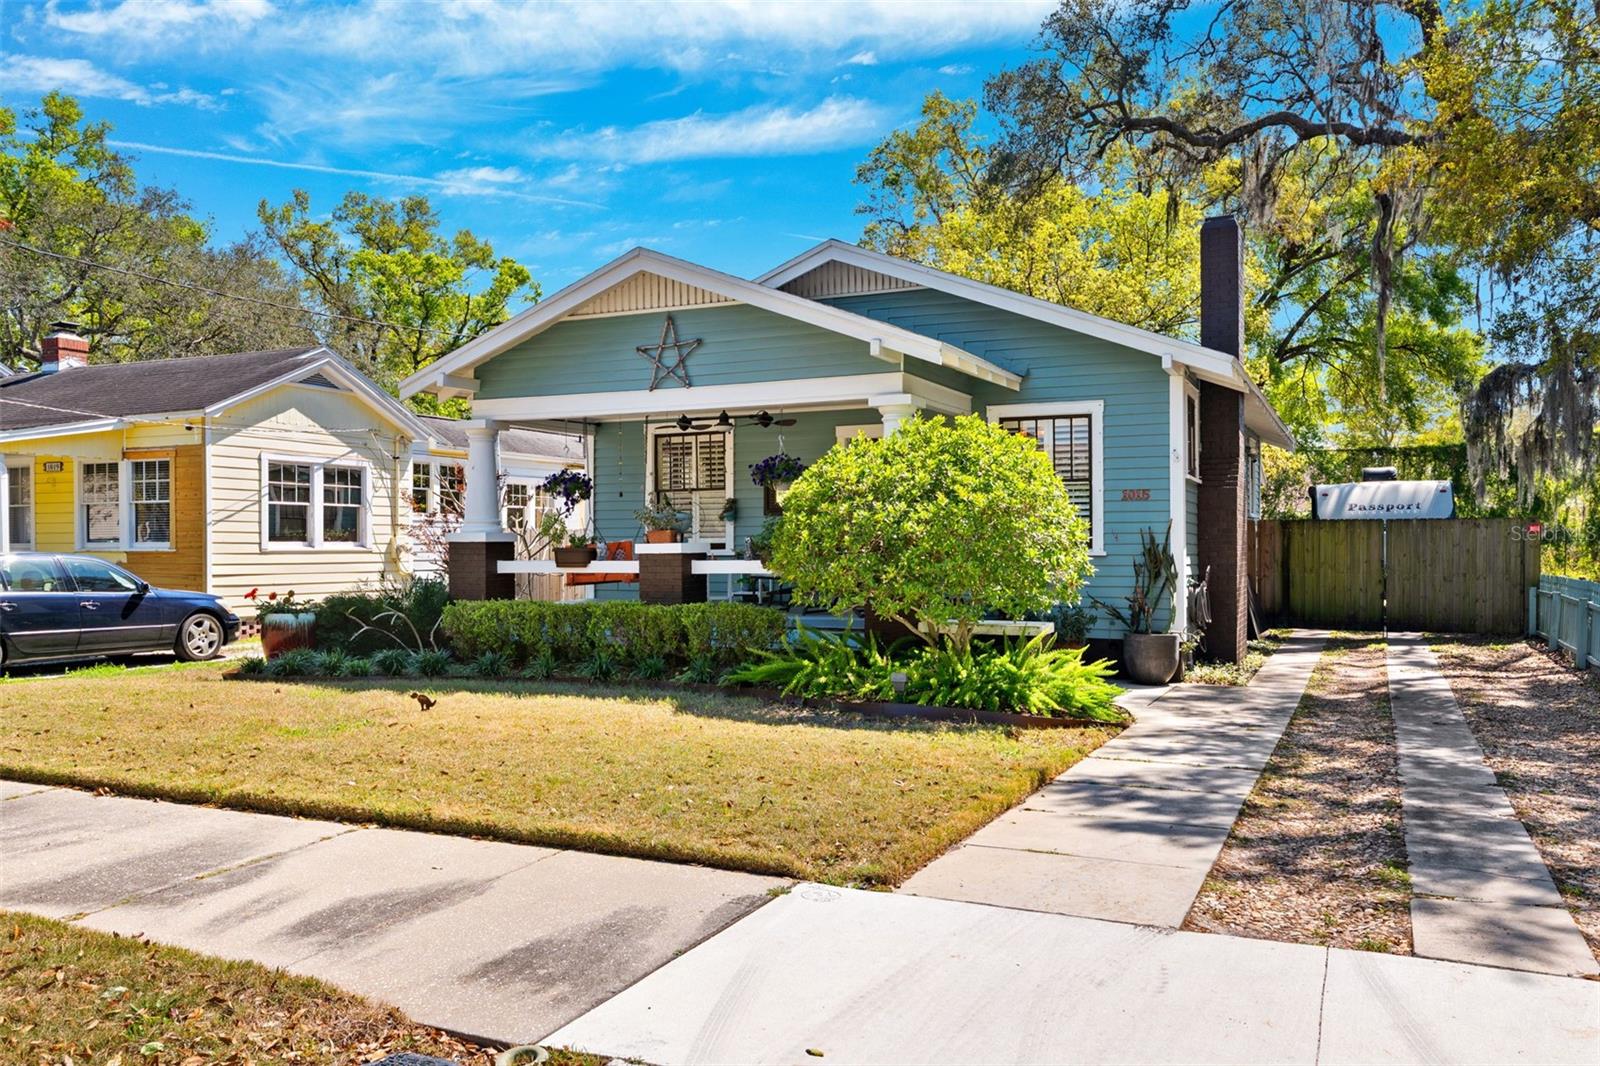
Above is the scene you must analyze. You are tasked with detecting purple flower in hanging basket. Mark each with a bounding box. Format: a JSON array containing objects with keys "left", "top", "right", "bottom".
[
  {"left": 540, "top": 469, "right": 594, "bottom": 516},
  {"left": 750, "top": 453, "right": 805, "bottom": 487}
]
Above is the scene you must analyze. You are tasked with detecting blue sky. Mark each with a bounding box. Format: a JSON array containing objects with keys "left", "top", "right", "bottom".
[{"left": 0, "top": 0, "right": 1053, "bottom": 297}]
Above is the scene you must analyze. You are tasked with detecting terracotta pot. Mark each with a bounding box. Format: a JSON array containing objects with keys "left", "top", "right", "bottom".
[
  {"left": 261, "top": 612, "right": 316, "bottom": 659},
  {"left": 644, "top": 529, "right": 680, "bottom": 544},
  {"left": 554, "top": 545, "right": 598, "bottom": 567},
  {"left": 1122, "top": 632, "right": 1181, "bottom": 684}
]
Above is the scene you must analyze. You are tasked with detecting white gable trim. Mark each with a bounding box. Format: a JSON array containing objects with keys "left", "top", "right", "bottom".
[{"left": 397, "top": 247, "right": 1022, "bottom": 399}]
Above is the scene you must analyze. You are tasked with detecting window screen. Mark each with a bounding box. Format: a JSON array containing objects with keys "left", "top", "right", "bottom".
[
  {"left": 323, "top": 466, "right": 363, "bottom": 543},
  {"left": 1000, "top": 415, "right": 1095, "bottom": 539},
  {"left": 131, "top": 459, "right": 170, "bottom": 545},
  {"left": 267, "top": 462, "right": 311, "bottom": 543},
  {"left": 7, "top": 465, "right": 31, "bottom": 547},
  {"left": 81, "top": 462, "right": 121, "bottom": 545}
]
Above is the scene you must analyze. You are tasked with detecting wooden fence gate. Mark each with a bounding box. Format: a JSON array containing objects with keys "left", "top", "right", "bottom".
[{"left": 1249, "top": 518, "right": 1539, "bottom": 633}]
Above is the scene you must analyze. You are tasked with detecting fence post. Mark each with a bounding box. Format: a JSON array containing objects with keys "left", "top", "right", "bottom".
[
  {"left": 1527, "top": 586, "right": 1538, "bottom": 637},
  {"left": 1548, "top": 592, "right": 1561, "bottom": 652},
  {"left": 1577, "top": 598, "right": 1591, "bottom": 670}
]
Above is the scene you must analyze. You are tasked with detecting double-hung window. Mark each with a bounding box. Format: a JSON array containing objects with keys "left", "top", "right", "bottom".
[
  {"left": 264, "top": 458, "right": 368, "bottom": 548},
  {"left": 5, "top": 463, "right": 32, "bottom": 549},
  {"left": 410, "top": 463, "right": 431, "bottom": 512},
  {"left": 130, "top": 459, "right": 171, "bottom": 547},
  {"left": 81, "top": 462, "right": 122, "bottom": 546},
  {"left": 652, "top": 430, "right": 730, "bottom": 545},
  {"left": 1184, "top": 382, "right": 1202, "bottom": 481},
  {"left": 438, "top": 464, "right": 464, "bottom": 516},
  {"left": 994, "top": 402, "right": 1104, "bottom": 555}
]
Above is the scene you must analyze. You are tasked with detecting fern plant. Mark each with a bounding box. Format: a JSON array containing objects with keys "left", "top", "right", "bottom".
[{"left": 726, "top": 626, "right": 896, "bottom": 701}]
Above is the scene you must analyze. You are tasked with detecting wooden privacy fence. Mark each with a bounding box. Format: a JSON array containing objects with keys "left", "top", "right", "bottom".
[
  {"left": 1250, "top": 518, "right": 1539, "bottom": 633},
  {"left": 1531, "top": 574, "right": 1600, "bottom": 671}
]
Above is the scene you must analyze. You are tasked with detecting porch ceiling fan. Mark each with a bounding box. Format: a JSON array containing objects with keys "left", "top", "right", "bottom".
[{"left": 672, "top": 410, "right": 795, "bottom": 431}]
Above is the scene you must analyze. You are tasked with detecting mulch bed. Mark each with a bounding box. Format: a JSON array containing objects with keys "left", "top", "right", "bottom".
[
  {"left": 1431, "top": 638, "right": 1600, "bottom": 964},
  {"left": 1183, "top": 634, "right": 1413, "bottom": 953}
]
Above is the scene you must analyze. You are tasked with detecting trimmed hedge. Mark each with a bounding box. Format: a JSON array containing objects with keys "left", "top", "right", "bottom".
[{"left": 439, "top": 600, "right": 787, "bottom": 672}]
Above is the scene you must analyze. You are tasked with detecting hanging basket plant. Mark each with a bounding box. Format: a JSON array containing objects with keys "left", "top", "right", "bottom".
[
  {"left": 540, "top": 469, "right": 593, "bottom": 516},
  {"left": 749, "top": 453, "right": 805, "bottom": 488}
]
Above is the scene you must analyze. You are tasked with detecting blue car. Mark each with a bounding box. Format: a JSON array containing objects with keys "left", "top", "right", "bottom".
[{"left": 0, "top": 552, "right": 240, "bottom": 669}]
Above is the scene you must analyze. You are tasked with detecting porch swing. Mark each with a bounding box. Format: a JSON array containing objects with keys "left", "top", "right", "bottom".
[{"left": 562, "top": 418, "right": 638, "bottom": 588}]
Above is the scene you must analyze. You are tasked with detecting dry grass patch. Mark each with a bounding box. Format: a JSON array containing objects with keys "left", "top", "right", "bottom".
[
  {"left": 1431, "top": 637, "right": 1600, "bottom": 963},
  {"left": 0, "top": 910, "right": 612, "bottom": 1065},
  {"left": 0, "top": 664, "right": 1115, "bottom": 886},
  {"left": 1185, "top": 634, "right": 1412, "bottom": 952}
]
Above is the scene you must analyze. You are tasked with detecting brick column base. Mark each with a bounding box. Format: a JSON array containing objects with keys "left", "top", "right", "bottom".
[
  {"left": 448, "top": 538, "right": 516, "bottom": 601},
  {"left": 639, "top": 551, "right": 707, "bottom": 605}
]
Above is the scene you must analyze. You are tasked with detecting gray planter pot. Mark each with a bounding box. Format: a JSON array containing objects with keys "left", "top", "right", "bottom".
[{"left": 1123, "top": 632, "right": 1181, "bottom": 685}]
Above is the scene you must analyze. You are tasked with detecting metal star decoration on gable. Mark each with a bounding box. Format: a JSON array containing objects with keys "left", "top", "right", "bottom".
[{"left": 636, "top": 314, "right": 702, "bottom": 390}]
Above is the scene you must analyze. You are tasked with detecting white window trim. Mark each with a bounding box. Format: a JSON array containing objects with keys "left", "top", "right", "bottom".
[
  {"left": 258, "top": 452, "right": 375, "bottom": 551},
  {"left": 1184, "top": 379, "right": 1203, "bottom": 484},
  {"left": 76, "top": 459, "right": 130, "bottom": 552},
  {"left": 643, "top": 423, "right": 735, "bottom": 548},
  {"left": 2, "top": 460, "right": 34, "bottom": 552},
  {"left": 987, "top": 400, "right": 1105, "bottom": 557},
  {"left": 128, "top": 457, "right": 174, "bottom": 551}
]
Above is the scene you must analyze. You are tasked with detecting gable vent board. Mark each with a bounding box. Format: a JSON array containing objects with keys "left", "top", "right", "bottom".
[
  {"left": 568, "top": 272, "right": 738, "bottom": 318},
  {"left": 778, "top": 262, "right": 924, "bottom": 300},
  {"left": 299, "top": 372, "right": 341, "bottom": 389}
]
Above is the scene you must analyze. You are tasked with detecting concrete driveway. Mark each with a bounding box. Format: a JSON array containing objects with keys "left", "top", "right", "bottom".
[{"left": 0, "top": 781, "right": 783, "bottom": 1043}]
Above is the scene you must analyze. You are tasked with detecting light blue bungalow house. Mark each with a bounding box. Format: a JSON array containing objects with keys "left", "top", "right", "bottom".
[{"left": 399, "top": 218, "right": 1294, "bottom": 663}]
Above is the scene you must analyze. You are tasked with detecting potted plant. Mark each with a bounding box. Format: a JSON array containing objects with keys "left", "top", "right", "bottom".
[
  {"left": 750, "top": 453, "right": 805, "bottom": 515},
  {"left": 1051, "top": 602, "right": 1096, "bottom": 649},
  {"left": 1093, "top": 524, "right": 1181, "bottom": 684},
  {"left": 634, "top": 494, "right": 689, "bottom": 543},
  {"left": 246, "top": 588, "right": 317, "bottom": 659},
  {"left": 554, "top": 531, "right": 598, "bottom": 568},
  {"left": 745, "top": 516, "right": 781, "bottom": 564}
]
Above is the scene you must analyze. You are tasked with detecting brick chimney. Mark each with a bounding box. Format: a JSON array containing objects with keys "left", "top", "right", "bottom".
[
  {"left": 40, "top": 321, "right": 89, "bottom": 373},
  {"left": 1194, "top": 216, "right": 1249, "bottom": 664}
]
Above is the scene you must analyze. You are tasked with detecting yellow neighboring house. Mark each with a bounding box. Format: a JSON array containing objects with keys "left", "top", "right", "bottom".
[{"left": 0, "top": 324, "right": 436, "bottom": 611}]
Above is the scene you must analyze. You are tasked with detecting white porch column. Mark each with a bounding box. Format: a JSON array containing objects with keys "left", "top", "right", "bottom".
[
  {"left": 871, "top": 393, "right": 923, "bottom": 435},
  {"left": 452, "top": 419, "right": 512, "bottom": 541}
]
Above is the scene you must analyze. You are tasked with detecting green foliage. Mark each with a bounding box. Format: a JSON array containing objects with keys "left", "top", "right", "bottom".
[
  {"left": 771, "top": 414, "right": 1093, "bottom": 652},
  {"left": 1093, "top": 526, "right": 1177, "bottom": 634},
  {"left": 409, "top": 649, "right": 453, "bottom": 678},
  {"left": 235, "top": 656, "right": 267, "bottom": 677},
  {"left": 308, "top": 650, "right": 350, "bottom": 676},
  {"left": 521, "top": 648, "right": 558, "bottom": 682},
  {"left": 439, "top": 600, "right": 786, "bottom": 673},
  {"left": 264, "top": 650, "right": 317, "bottom": 678},
  {"left": 312, "top": 578, "right": 449, "bottom": 655},
  {"left": 337, "top": 656, "right": 373, "bottom": 679},
  {"left": 675, "top": 654, "right": 721, "bottom": 685},
  {"left": 575, "top": 646, "right": 620, "bottom": 683},
  {"left": 472, "top": 650, "right": 513, "bottom": 679},
  {"left": 257, "top": 189, "right": 537, "bottom": 390},
  {"left": 369, "top": 648, "right": 413, "bottom": 677},
  {"left": 727, "top": 626, "right": 1123, "bottom": 721},
  {"left": 1050, "top": 603, "right": 1097, "bottom": 643},
  {"left": 632, "top": 655, "right": 670, "bottom": 681}
]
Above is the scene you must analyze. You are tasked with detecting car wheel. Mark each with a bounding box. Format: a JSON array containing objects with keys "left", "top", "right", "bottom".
[{"left": 176, "top": 612, "right": 224, "bottom": 661}]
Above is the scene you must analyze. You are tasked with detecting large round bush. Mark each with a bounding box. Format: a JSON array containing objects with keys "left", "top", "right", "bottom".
[{"left": 770, "top": 414, "right": 1093, "bottom": 649}]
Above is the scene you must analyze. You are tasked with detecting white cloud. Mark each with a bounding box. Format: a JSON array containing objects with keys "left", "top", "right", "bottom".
[
  {"left": 937, "top": 64, "right": 975, "bottom": 76},
  {"left": 44, "top": 0, "right": 274, "bottom": 41},
  {"left": 107, "top": 139, "right": 599, "bottom": 207},
  {"left": 532, "top": 97, "right": 889, "bottom": 164},
  {"left": 0, "top": 54, "right": 220, "bottom": 109},
  {"left": 847, "top": 51, "right": 879, "bottom": 66},
  {"left": 437, "top": 165, "right": 526, "bottom": 185},
  {"left": 44, "top": 0, "right": 1050, "bottom": 76}
]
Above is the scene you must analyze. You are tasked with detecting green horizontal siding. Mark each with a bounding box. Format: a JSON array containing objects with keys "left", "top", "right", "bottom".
[
  {"left": 474, "top": 303, "right": 887, "bottom": 400},
  {"left": 827, "top": 288, "right": 1178, "bottom": 637}
]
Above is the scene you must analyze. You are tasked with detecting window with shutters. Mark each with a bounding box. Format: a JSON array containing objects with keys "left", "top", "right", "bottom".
[
  {"left": 652, "top": 430, "right": 730, "bottom": 545},
  {"left": 130, "top": 459, "right": 171, "bottom": 547},
  {"left": 995, "top": 402, "right": 1103, "bottom": 555}
]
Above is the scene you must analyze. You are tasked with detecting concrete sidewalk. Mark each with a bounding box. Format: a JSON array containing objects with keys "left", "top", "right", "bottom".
[
  {"left": 551, "top": 883, "right": 1600, "bottom": 1065},
  {"left": 0, "top": 782, "right": 783, "bottom": 1043},
  {"left": 1387, "top": 635, "right": 1597, "bottom": 977},
  {"left": 901, "top": 630, "right": 1328, "bottom": 926}
]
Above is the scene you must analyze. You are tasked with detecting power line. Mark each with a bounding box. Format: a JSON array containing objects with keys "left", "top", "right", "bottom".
[{"left": 0, "top": 235, "right": 467, "bottom": 341}]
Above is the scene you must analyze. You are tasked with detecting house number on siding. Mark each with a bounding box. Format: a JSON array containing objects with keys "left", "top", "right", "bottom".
[{"left": 1121, "top": 488, "right": 1151, "bottom": 501}]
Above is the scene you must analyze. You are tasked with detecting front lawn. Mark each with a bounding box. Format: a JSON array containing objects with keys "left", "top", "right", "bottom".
[
  {"left": 0, "top": 911, "right": 600, "bottom": 1066},
  {"left": 0, "top": 663, "right": 1116, "bottom": 885}
]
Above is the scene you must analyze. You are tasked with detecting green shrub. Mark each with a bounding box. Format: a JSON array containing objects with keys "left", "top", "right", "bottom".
[
  {"left": 632, "top": 654, "right": 670, "bottom": 681},
  {"left": 473, "top": 650, "right": 513, "bottom": 679},
  {"left": 313, "top": 577, "right": 449, "bottom": 654},
  {"left": 439, "top": 600, "right": 786, "bottom": 672},
  {"left": 337, "top": 656, "right": 373, "bottom": 678},
  {"left": 369, "top": 648, "right": 413, "bottom": 677},
  {"left": 726, "top": 628, "right": 1124, "bottom": 721},
  {"left": 675, "top": 653, "right": 720, "bottom": 684},
  {"left": 521, "top": 647, "right": 558, "bottom": 681},
  {"left": 265, "top": 649, "right": 318, "bottom": 677},
  {"left": 575, "top": 645, "right": 620, "bottom": 682},
  {"left": 311, "top": 649, "right": 350, "bottom": 676},
  {"left": 236, "top": 656, "right": 267, "bottom": 676},
  {"left": 410, "top": 648, "right": 454, "bottom": 678}
]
